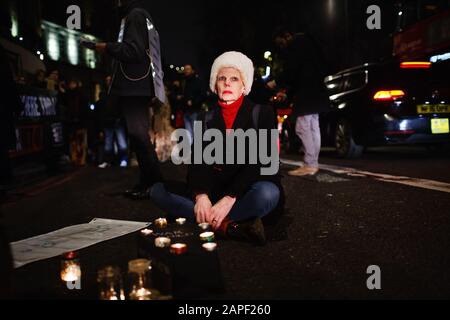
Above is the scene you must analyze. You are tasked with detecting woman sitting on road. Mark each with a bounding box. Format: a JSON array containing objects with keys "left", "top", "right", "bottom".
[{"left": 150, "top": 51, "right": 281, "bottom": 245}]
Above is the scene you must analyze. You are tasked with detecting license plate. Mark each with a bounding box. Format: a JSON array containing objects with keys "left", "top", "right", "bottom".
[
  {"left": 431, "top": 118, "right": 450, "bottom": 134},
  {"left": 417, "top": 104, "right": 450, "bottom": 114}
]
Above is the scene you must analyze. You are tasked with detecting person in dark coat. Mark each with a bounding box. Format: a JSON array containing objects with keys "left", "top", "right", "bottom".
[
  {"left": 179, "top": 64, "right": 205, "bottom": 145},
  {"left": 0, "top": 44, "right": 17, "bottom": 298},
  {"left": 273, "top": 28, "right": 330, "bottom": 176},
  {"left": 84, "top": 0, "right": 163, "bottom": 199},
  {"left": 96, "top": 76, "right": 129, "bottom": 168},
  {"left": 0, "top": 44, "right": 22, "bottom": 198},
  {"left": 150, "top": 52, "right": 281, "bottom": 245}
]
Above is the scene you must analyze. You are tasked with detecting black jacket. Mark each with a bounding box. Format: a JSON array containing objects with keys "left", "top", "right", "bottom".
[
  {"left": 107, "top": 4, "right": 155, "bottom": 97},
  {"left": 187, "top": 98, "right": 281, "bottom": 203},
  {"left": 0, "top": 44, "right": 22, "bottom": 150},
  {"left": 276, "top": 34, "right": 330, "bottom": 117},
  {"left": 181, "top": 74, "right": 205, "bottom": 113}
]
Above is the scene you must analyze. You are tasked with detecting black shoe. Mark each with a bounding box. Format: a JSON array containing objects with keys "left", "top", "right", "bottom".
[
  {"left": 124, "top": 184, "right": 147, "bottom": 198},
  {"left": 227, "top": 218, "right": 267, "bottom": 246},
  {"left": 129, "top": 188, "right": 151, "bottom": 200}
]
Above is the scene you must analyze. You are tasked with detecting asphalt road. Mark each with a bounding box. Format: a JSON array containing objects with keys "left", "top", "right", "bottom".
[{"left": 2, "top": 146, "right": 450, "bottom": 299}]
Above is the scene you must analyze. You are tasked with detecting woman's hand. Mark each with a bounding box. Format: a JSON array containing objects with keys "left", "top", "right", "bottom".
[
  {"left": 211, "top": 196, "right": 236, "bottom": 230},
  {"left": 194, "top": 194, "right": 213, "bottom": 224}
]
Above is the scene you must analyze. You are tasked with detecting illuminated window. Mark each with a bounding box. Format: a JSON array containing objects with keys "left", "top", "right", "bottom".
[
  {"left": 67, "top": 34, "right": 79, "bottom": 65},
  {"left": 47, "top": 32, "right": 60, "bottom": 61},
  {"left": 11, "top": 11, "right": 18, "bottom": 37}
]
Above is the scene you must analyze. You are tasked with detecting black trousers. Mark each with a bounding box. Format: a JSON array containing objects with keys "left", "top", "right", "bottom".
[{"left": 120, "top": 96, "right": 163, "bottom": 187}]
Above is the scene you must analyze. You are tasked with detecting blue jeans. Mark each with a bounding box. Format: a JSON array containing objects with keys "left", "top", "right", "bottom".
[
  {"left": 183, "top": 112, "right": 198, "bottom": 145},
  {"left": 104, "top": 124, "right": 128, "bottom": 162},
  {"left": 149, "top": 181, "right": 280, "bottom": 222}
]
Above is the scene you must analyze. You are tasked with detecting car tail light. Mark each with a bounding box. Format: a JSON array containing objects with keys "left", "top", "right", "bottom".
[
  {"left": 400, "top": 62, "right": 431, "bottom": 69},
  {"left": 373, "top": 90, "right": 406, "bottom": 101}
]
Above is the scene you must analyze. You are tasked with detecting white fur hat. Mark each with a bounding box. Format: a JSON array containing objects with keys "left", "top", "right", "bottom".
[{"left": 209, "top": 51, "right": 254, "bottom": 96}]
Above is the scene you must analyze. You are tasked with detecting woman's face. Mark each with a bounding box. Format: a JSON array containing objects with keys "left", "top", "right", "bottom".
[{"left": 216, "top": 67, "right": 245, "bottom": 104}]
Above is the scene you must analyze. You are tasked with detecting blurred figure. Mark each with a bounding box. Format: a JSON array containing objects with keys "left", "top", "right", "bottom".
[
  {"left": 97, "top": 76, "right": 129, "bottom": 168},
  {"left": 46, "top": 70, "right": 59, "bottom": 91},
  {"left": 150, "top": 91, "right": 175, "bottom": 163},
  {"left": 32, "top": 69, "right": 47, "bottom": 89},
  {"left": 0, "top": 44, "right": 18, "bottom": 297},
  {"left": 179, "top": 64, "right": 205, "bottom": 145},
  {"left": 64, "top": 79, "right": 89, "bottom": 166},
  {"left": 0, "top": 44, "right": 22, "bottom": 200},
  {"left": 168, "top": 79, "right": 184, "bottom": 128},
  {"left": 273, "top": 27, "right": 329, "bottom": 176},
  {"left": 83, "top": 0, "right": 164, "bottom": 200},
  {"left": 248, "top": 74, "right": 274, "bottom": 105}
]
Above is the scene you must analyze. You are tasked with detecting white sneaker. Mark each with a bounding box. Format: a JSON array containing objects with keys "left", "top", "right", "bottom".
[
  {"left": 120, "top": 160, "right": 128, "bottom": 168},
  {"left": 98, "top": 162, "right": 110, "bottom": 169}
]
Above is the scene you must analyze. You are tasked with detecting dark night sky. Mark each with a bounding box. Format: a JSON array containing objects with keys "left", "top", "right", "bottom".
[{"left": 38, "top": 0, "right": 400, "bottom": 76}]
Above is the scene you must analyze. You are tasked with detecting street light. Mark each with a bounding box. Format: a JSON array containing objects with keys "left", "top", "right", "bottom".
[{"left": 264, "top": 51, "right": 271, "bottom": 59}]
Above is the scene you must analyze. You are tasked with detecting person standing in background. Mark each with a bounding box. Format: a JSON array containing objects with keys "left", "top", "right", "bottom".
[
  {"left": 273, "top": 27, "right": 330, "bottom": 176},
  {"left": 83, "top": 0, "right": 164, "bottom": 200}
]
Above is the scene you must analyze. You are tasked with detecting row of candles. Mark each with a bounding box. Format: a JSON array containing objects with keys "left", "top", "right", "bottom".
[
  {"left": 141, "top": 217, "right": 218, "bottom": 254},
  {"left": 61, "top": 254, "right": 163, "bottom": 300},
  {"left": 60, "top": 217, "right": 218, "bottom": 299}
]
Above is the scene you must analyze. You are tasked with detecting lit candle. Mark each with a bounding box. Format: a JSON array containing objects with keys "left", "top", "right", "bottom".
[
  {"left": 200, "top": 232, "right": 215, "bottom": 242},
  {"left": 198, "top": 223, "right": 210, "bottom": 230},
  {"left": 202, "top": 242, "right": 218, "bottom": 252},
  {"left": 154, "top": 218, "right": 168, "bottom": 228},
  {"left": 140, "top": 229, "right": 154, "bottom": 236},
  {"left": 170, "top": 243, "right": 188, "bottom": 255},
  {"left": 60, "top": 252, "right": 81, "bottom": 282},
  {"left": 154, "top": 237, "right": 171, "bottom": 248},
  {"left": 176, "top": 218, "right": 187, "bottom": 225}
]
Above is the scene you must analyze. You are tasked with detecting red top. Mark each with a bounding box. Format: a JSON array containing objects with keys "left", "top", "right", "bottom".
[{"left": 218, "top": 95, "right": 244, "bottom": 129}]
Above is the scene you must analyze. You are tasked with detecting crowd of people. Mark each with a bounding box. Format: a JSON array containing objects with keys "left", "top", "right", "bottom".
[{"left": 3, "top": 0, "right": 331, "bottom": 248}]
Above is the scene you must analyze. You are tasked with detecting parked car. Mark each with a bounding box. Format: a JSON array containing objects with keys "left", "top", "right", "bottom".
[{"left": 316, "top": 59, "right": 450, "bottom": 158}]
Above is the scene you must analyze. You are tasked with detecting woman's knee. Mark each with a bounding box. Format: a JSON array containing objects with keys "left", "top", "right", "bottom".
[
  {"left": 149, "top": 182, "right": 165, "bottom": 202},
  {"left": 252, "top": 182, "right": 280, "bottom": 209}
]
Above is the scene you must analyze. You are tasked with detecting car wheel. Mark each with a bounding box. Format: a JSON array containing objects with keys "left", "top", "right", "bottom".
[{"left": 334, "top": 119, "right": 364, "bottom": 158}]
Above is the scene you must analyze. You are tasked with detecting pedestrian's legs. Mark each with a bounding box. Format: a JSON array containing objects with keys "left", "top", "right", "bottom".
[
  {"left": 228, "top": 182, "right": 280, "bottom": 221},
  {"left": 183, "top": 112, "right": 198, "bottom": 145},
  {"left": 103, "top": 128, "right": 114, "bottom": 163},
  {"left": 295, "top": 114, "right": 319, "bottom": 168},
  {"left": 149, "top": 183, "right": 195, "bottom": 220},
  {"left": 121, "top": 97, "right": 163, "bottom": 187},
  {"left": 114, "top": 124, "right": 128, "bottom": 163},
  {"left": 310, "top": 114, "right": 321, "bottom": 161}
]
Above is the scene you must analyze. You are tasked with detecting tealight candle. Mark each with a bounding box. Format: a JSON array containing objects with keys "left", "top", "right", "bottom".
[
  {"left": 60, "top": 252, "right": 81, "bottom": 282},
  {"left": 170, "top": 243, "right": 188, "bottom": 255},
  {"left": 199, "top": 232, "right": 215, "bottom": 242},
  {"left": 154, "top": 237, "right": 171, "bottom": 248},
  {"left": 202, "top": 242, "right": 218, "bottom": 252},
  {"left": 198, "top": 223, "right": 210, "bottom": 230},
  {"left": 140, "top": 229, "right": 154, "bottom": 236},
  {"left": 176, "top": 218, "right": 187, "bottom": 225},
  {"left": 154, "top": 218, "right": 168, "bottom": 228}
]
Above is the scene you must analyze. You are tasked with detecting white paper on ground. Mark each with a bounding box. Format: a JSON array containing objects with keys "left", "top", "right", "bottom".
[{"left": 11, "top": 218, "right": 150, "bottom": 269}]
